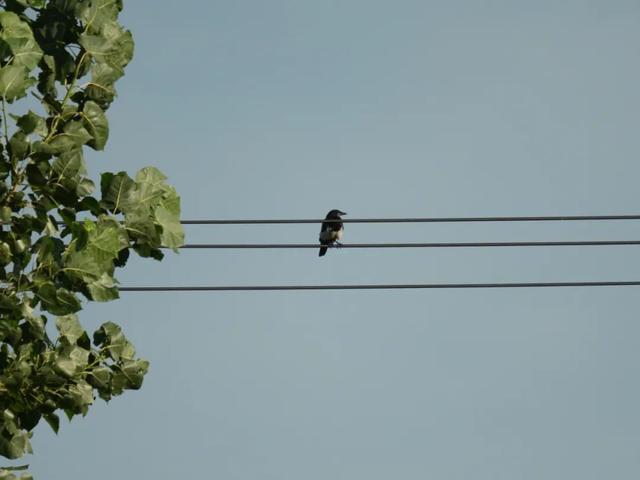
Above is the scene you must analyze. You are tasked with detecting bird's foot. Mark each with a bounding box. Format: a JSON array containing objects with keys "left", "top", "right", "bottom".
[{"left": 334, "top": 241, "right": 343, "bottom": 249}]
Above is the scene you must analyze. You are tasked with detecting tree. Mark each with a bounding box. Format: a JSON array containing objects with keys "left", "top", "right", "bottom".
[{"left": 0, "top": 1, "right": 183, "bottom": 477}]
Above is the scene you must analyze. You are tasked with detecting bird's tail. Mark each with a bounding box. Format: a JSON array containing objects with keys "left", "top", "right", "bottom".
[{"left": 319, "top": 246, "right": 328, "bottom": 257}]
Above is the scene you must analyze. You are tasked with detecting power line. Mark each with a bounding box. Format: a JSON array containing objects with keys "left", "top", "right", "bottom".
[
  {"left": 180, "top": 240, "right": 640, "bottom": 249},
  {"left": 181, "top": 214, "right": 640, "bottom": 225},
  {"left": 8, "top": 214, "right": 638, "bottom": 227},
  {"left": 119, "top": 281, "right": 640, "bottom": 292}
]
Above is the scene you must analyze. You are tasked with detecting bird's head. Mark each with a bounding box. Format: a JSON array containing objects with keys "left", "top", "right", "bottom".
[{"left": 326, "top": 209, "right": 347, "bottom": 219}]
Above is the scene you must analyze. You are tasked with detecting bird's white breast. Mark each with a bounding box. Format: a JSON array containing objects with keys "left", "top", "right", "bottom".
[{"left": 319, "top": 228, "right": 343, "bottom": 243}]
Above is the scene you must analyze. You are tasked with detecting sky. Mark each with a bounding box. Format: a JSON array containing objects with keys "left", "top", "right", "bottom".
[{"left": 18, "top": 1, "right": 640, "bottom": 478}]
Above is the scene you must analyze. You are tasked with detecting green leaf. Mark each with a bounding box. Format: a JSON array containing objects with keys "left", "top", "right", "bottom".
[
  {"left": 0, "top": 411, "right": 32, "bottom": 460},
  {"left": 0, "top": 471, "right": 34, "bottom": 480},
  {"left": 77, "top": 196, "right": 102, "bottom": 215},
  {"left": 86, "top": 271, "right": 118, "bottom": 302},
  {"left": 134, "top": 167, "right": 168, "bottom": 204},
  {"left": 78, "top": 0, "right": 123, "bottom": 34},
  {"left": 0, "top": 430, "right": 32, "bottom": 460},
  {"left": 16, "top": 0, "right": 46, "bottom": 6},
  {"left": 0, "top": 11, "right": 43, "bottom": 71},
  {"left": 79, "top": 23, "right": 133, "bottom": 72},
  {"left": 121, "top": 168, "right": 184, "bottom": 250},
  {"left": 120, "top": 359, "right": 149, "bottom": 390},
  {"left": 63, "top": 217, "right": 128, "bottom": 291},
  {"left": 27, "top": 162, "right": 50, "bottom": 186},
  {"left": 48, "top": 121, "right": 92, "bottom": 153},
  {"left": 110, "top": 371, "right": 127, "bottom": 396},
  {"left": 100, "top": 171, "right": 134, "bottom": 212},
  {"left": 81, "top": 101, "right": 109, "bottom": 150},
  {"left": 88, "top": 365, "right": 111, "bottom": 391},
  {"left": 43, "top": 413, "right": 59, "bottom": 434},
  {"left": 55, "top": 345, "right": 89, "bottom": 377},
  {"left": 54, "top": 355, "right": 75, "bottom": 378},
  {"left": 0, "top": 242, "right": 12, "bottom": 265},
  {"left": 0, "top": 65, "right": 32, "bottom": 102},
  {"left": 55, "top": 290, "right": 83, "bottom": 314},
  {"left": 0, "top": 464, "right": 30, "bottom": 480},
  {"left": 0, "top": 207, "right": 11, "bottom": 222},
  {"left": 52, "top": 148, "right": 85, "bottom": 181},
  {"left": 63, "top": 380, "right": 94, "bottom": 413},
  {"left": 85, "top": 63, "right": 120, "bottom": 107},
  {"left": 34, "top": 236, "right": 64, "bottom": 270},
  {"left": 93, "top": 322, "right": 135, "bottom": 361},
  {"left": 36, "top": 283, "right": 82, "bottom": 315},
  {"left": 113, "top": 246, "right": 129, "bottom": 267},
  {"left": 51, "top": 148, "right": 96, "bottom": 198},
  {"left": 20, "top": 303, "right": 44, "bottom": 340},
  {"left": 156, "top": 200, "right": 184, "bottom": 251},
  {"left": 14, "top": 111, "right": 46, "bottom": 137},
  {"left": 55, "top": 315, "right": 84, "bottom": 344},
  {"left": 52, "top": 148, "right": 95, "bottom": 198},
  {"left": 103, "top": 23, "right": 134, "bottom": 69},
  {"left": 76, "top": 178, "right": 95, "bottom": 197},
  {"left": 8, "top": 132, "right": 29, "bottom": 162}
]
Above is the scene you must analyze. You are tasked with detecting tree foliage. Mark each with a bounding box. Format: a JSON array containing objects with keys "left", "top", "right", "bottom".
[{"left": 0, "top": 1, "right": 183, "bottom": 475}]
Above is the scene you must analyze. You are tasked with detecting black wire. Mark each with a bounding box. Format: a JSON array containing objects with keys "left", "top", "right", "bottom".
[
  {"left": 181, "top": 214, "right": 640, "bottom": 225},
  {"left": 8, "top": 214, "right": 638, "bottom": 227},
  {"left": 119, "top": 281, "right": 640, "bottom": 292},
  {"left": 180, "top": 240, "right": 640, "bottom": 249}
]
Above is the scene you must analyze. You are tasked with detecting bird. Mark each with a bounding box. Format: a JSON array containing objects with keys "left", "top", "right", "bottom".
[{"left": 318, "top": 209, "right": 346, "bottom": 257}]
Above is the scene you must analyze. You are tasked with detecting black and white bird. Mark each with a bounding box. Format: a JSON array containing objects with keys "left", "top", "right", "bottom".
[{"left": 318, "top": 209, "right": 347, "bottom": 257}]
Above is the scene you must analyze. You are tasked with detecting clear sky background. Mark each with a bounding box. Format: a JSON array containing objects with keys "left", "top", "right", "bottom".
[{"left": 22, "top": 1, "right": 640, "bottom": 478}]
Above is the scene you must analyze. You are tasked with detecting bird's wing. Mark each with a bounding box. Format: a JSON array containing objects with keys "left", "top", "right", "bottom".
[{"left": 319, "top": 229, "right": 334, "bottom": 243}]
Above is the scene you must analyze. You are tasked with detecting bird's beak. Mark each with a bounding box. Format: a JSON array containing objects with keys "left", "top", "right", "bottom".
[{"left": 339, "top": 211, "right": 347, "bottom": 215}]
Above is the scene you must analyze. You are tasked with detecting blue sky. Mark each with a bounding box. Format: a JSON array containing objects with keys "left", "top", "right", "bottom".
[{"left": 24, "top": 1, "right": 640, "bottom": 478}]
